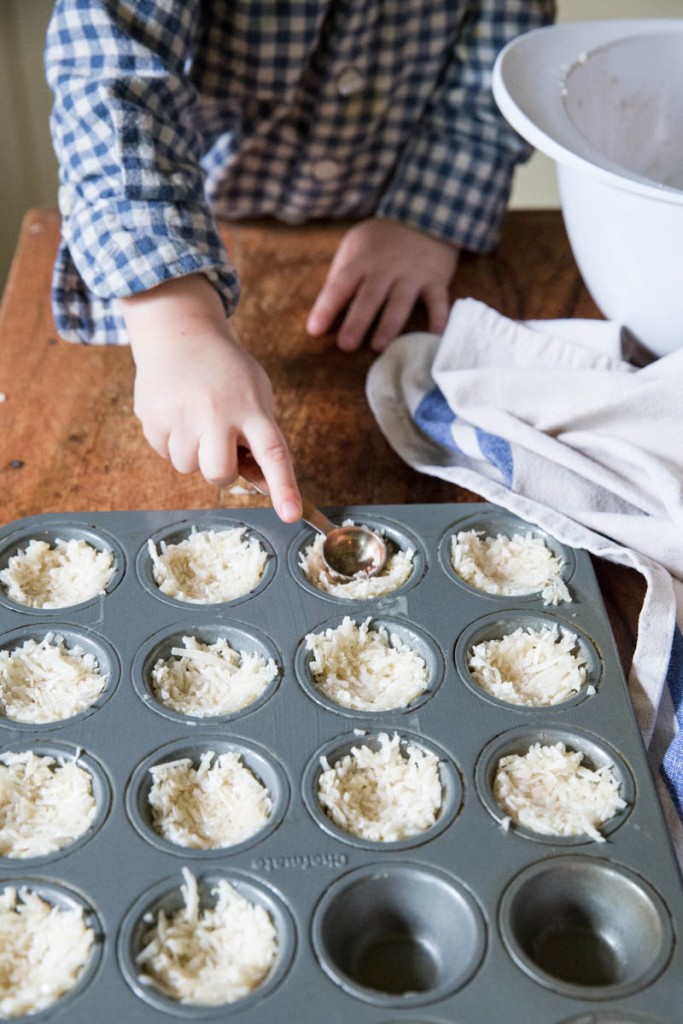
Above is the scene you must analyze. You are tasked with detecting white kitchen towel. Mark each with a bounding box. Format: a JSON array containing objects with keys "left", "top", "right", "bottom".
[{"left": 366, "top": 297, "right": 683, "bottom": 861}]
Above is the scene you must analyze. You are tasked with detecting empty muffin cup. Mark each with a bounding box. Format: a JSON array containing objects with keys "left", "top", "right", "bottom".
[
  {"left": 118, "top": 871, "right": 295, "bottom": 1018},
  {"left": 125, "top": 736, "right": 289, "bottom": 856},
  {"left": 312, "top": 862, "right": 485, "bottom": 1006},
  {"left": 500, "top": 856, "right": 673, "bottom": 999},
  {"left": 558, "top": 1013, "right": 664, "bottom": 1024}
]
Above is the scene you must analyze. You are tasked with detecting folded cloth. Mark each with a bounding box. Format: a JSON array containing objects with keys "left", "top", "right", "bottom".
[{"left": 366, "top": 297, "right": 683, "bottom": 862}]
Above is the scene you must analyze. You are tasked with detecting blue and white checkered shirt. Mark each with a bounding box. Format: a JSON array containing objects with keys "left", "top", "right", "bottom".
[{"left": 45, "top": 0, "right": 554, "bottom": 344}]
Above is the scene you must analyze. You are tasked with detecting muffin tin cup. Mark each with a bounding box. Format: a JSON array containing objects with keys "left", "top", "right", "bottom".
[
  {"left": 475, "top": 724, "right": 635, "bottom": 844},
  {"left": 311, "top": 862, "right": 486, "bottom": 1007},
  {"left": 438, "top": 509, "right": 576, "bottom": 602},
  {"left": 125, "top": 736, "right": 289, "bottom": 857},
  {"left": 454, "top": 609, "right": 602, "bottom": 712},
  {"left": 0, "top": 877, "right": 104, "bottom": 1022},
  {"left": 557, "top": 1011, "right": 667, "bottom": 1019},
  {"left": 0, "top": 622, "right": 120, "bottom": 732},
  {"left": 301, "top": 730, "right": 462, "bottom": 850},
  {"left": 117, "top": 870, "right": 296, "bottom": 1019},
  {"left": 499, "top": 856, "right": 673, "bottom": 1000},
  {"left": 131, "top": 621, "right": 281, "bottom": 725},
  {"left": 288, "top": 515, "right": 428, "bottom": 604},
  {"left": 0, "top": 739, "right": 112, "bottom": 868},
  {"left": 0, "top": 520, "right": 125, "bottom": 614},
  {"left": 558, "top": 1014, "right": 666, "bottom": 1024},
  {"left": 294, "top": 613, "right": 444, "bottom": 718},
  {"left": 136, "top": 519, "right": 277, "bottom": 609}
]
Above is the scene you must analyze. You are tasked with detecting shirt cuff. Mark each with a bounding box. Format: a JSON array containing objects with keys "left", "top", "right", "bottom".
[
  {"left": 376, "top": 131, "right": 523, "bottom": 254},
  {"left": 53, "top": 196, "right": 240, "bottom": 345}
]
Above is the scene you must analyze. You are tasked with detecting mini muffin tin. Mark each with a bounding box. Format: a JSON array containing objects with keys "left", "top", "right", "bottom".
[{"left": 0, "top": 505, "right": 681, "bottom": 1023}]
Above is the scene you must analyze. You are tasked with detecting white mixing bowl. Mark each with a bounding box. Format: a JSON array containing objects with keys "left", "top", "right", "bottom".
[{"left": 493, "top": 19, "right": 683, "bottom": 357}]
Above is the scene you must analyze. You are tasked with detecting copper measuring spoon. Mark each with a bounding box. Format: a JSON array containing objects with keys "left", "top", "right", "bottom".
[{"left": 237, "top": 451, "right": 387, "bottom": 581}]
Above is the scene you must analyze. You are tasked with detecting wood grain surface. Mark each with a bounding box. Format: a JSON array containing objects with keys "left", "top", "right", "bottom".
[{"left": 0, "top": 208, "right": 644, "bottom": 670}]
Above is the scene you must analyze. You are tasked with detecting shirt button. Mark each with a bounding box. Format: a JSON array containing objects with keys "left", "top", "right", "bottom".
[
  {"left": 312, "top": 159, "right": 341, "bottom": 182},
  {"left": 336, "top": 66, "right": 364, "bottom": 97}
]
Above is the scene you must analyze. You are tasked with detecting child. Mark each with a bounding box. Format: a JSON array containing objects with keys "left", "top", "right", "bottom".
[{"left": 45, "top": 0, "right": 554, "bottom": 522}]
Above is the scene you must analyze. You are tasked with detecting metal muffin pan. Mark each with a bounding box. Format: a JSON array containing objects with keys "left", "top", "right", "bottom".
[{"left": 0, "top": 504, "right": 680, "bottom": 1023}]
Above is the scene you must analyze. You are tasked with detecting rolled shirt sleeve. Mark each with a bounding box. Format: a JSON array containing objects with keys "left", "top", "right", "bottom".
[
  {"left": 376, "top": 0, "right": 556, "bottom": 253},
  {"left": 45, "top": 0, "right": 239, "bottom": 344}
]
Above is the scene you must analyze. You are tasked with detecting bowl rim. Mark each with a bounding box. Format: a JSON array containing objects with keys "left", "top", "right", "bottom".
[{"left": 493, "top": 19, "right": 683, "bottom": 205}]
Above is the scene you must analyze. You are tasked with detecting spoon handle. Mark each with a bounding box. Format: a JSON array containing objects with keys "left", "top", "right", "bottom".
[
  {"left": 237, "top": 451, "right": 336, "bottom": 536},
  {"left": 299, "top": 500, "right": 337, "bottom": 537}
]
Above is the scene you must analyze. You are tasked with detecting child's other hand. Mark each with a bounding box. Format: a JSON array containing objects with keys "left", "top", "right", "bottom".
[
  {"left": 122, "top": 275, "right": 302, "bottom": 524},
  {"left": 306, "top": 218, "right": 459, "bottom": 352}
]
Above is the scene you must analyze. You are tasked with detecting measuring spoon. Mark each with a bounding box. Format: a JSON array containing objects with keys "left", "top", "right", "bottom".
[{"left": 237, "top": 451, "right": 387, "bottom": 581}]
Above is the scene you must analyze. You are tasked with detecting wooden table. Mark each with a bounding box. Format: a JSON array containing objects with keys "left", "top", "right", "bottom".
[{"left": 0, "top": 208, "right": 644, "bottom": 671}]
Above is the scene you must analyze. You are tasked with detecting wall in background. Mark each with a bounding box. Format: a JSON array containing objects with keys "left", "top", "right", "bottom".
[
  {"left": 0, "top": 0, "right": 681, "bottom": 293},
  {"left": 0, "top": 0, "right": 57, "bottom": 291}
]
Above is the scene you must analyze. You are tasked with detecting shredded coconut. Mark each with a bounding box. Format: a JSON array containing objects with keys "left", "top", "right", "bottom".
[
  {"left": 0, "top": 751, "right": 96, "bottom": 859},
  {"left": 0, "top": 633, "right": 107, "bottom": 724},
  {"left": 148, "top": 528, "right": 267, "bottom": 603},
  {"left": 468, "top": 624, "right": 588, "bottom": 706},
  {"left": 148, "top": 751, "right": 271, "bottom": 849},
  {"left": 299, "top": 522, "right": 413, "bottom": 599},
  {"left": 0, "top": 538, "right": 114, "bottom": 609},
  {"left": 493, "top": 741, "right": 626, "bottom": 842},
  {"left": 318, "top": 732, "right": 442, "bottom": 841},
  {"left": 150, "top": 635, "right": 277, "bottom": 717},
  {"left": 450, "top": 529, "right": 570, "bottom": 605},
  {"left": 0, "top": 886, "right": 94, "bottom": 1017},
  {"left": 137, "top": 868, "right": 276, "bottom": 1006},
  {"left": 305, "top": 616, "right": 428, "bottom": 711}
]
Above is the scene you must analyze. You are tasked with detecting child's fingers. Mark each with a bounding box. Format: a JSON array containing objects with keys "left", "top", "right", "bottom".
[
  {"left": 140, "top": 422, "right": 170, "bottom": 460},
  {"left": 369, "top": 282, "right": 421, "bottom": 352},
  {"left": 422, "top": 283, "right": 451, "bottom": 336},
  {"left": 336, "top": 278, "right": 391, "bottom": 351},
  {"left": 245, "top": 420, "right": 302, "bottom": 523},
  {"left": 198, "top": 427, "right": 239, "bottom": 486},
  {"left": 167, "top": 430, "right": 200, "bottom": 475},
  {"left": 306, "top": 267, "right": 359, "bottom": 337}
]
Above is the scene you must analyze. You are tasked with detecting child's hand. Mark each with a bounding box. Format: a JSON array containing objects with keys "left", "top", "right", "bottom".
[
  {"left": 306, "top": 218, "right": 460, "bottom": 352},
  {"left": 122, "top": 274, "right": 302, "bottom": 523}
]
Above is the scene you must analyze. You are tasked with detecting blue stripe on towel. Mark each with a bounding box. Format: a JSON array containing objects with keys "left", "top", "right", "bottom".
[
  {"left": 475, "top": 427, "right": 514, "bottom": 487},
  {"left": 414, "top": 386, "right": 513, "bottom": 484},
  {"left": 661, "top": 626, "right": 683, "bottom": 818},
  {"left": 414, "top": 386, "right": 457, "bottom": 450}
]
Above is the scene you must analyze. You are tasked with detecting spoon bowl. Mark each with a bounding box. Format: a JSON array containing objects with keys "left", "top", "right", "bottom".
[
  {"left": 322, "top": 525, "right": 387, "bottom": 580},
  {"left": 236, "top": 451, "right": 388, "bottom": 582}
]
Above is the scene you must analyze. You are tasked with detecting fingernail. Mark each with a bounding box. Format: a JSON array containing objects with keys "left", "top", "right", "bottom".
[{"left": 282, "top": 500, "right": 301, "bottom": 522}]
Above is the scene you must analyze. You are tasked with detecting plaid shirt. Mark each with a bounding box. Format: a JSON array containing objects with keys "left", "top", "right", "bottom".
[{"left": 45, "top": 0, "right": 554, "bottom": 344}]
